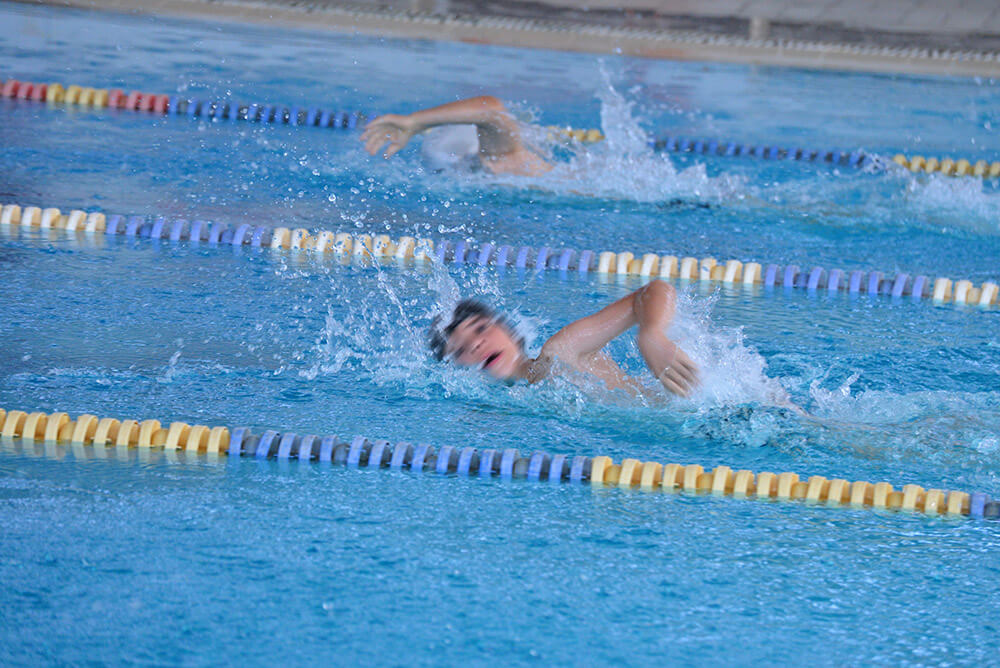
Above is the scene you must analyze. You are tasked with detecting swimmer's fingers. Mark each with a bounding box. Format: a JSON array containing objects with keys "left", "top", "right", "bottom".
[
  {"left": 673, "top": 349, "right": 700, "bottom": 386},
  {"left": 658, "top": 366, "right": 692, "bottom": 398},
  {"left": 361, "top": 118, "right": 403, "bottom": 155},
  {"left": 383, "top": 137, "right": 410, "bottom": 159},
  {"left": 363, "top": 133, "right": 388, "bottom": 156},
  {"left": 659, "top": 371, "right": 690, "bottom": 398}
]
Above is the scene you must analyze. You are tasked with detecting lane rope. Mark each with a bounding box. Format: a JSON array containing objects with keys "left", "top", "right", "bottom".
[
  {"left": 0, "top": 76, "right": 604, "bottom": 142},
  {"left": 2, "top": 200, "right": 998, "bottom": 309},
  {"left": 8, "top": 76, "right": 999, "bottom": 174},
  {"left": 1, "top": 407, "right": 994, "bottom": 520}
]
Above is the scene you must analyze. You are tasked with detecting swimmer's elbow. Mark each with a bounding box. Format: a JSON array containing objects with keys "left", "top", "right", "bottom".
[{"left": 470, "top": 95, "right": 506, "bottom": 112}]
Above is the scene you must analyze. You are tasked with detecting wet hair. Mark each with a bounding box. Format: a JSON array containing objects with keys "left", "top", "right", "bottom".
[{"left": 428, "top": 299, "right": 523, "bottom": 361}]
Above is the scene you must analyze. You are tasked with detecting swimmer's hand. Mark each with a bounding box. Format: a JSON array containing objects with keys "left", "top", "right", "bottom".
[
  {"left": 362, "top": 114, "right": 419, "bottom": 159},
  {"left": 654, "top": 339, "right": 699, "bottom": 398}
]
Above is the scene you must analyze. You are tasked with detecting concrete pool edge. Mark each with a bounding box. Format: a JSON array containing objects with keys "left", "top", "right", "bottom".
[{"left": 21, "top": 0, "right": 1000, "bottom": 77}]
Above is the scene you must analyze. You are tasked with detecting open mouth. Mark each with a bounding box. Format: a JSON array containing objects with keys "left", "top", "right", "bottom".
[{"left": 483, "top": 351, "right": 501, "bottom": 369}]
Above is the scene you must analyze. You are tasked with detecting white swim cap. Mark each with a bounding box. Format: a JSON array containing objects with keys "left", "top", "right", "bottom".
[{"left": 420, "top": 124, "right": 480, "bottom": 171}]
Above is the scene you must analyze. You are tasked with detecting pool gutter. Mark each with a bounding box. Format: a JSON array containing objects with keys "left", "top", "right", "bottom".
[{"left": 24, "top": 0, "right": 1000, "bottom": 77}]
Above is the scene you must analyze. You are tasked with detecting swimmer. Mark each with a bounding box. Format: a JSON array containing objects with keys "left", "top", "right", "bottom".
[
  {"left": 361, "top": 95, "right": 552, "bottom": 176},
  {"left": 429, "top": 279, "right": 699, "bottom": 397}
]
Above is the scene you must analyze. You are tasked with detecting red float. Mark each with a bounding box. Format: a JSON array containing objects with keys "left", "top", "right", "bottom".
[{"left": 108, "top": 89, "right": 126, "bottom": 108}]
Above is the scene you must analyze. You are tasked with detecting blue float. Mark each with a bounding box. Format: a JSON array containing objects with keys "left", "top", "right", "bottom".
[
  {"left": 318, "top": 435, "right": 336, "bottom": 462},
  {"left": 535, "top": 247, "right": 550, "bottom": 270},
  {"left": 827, "top": 268, "right": 843, "bottom": 293},
  {"left": 495, "top": 245, "right": 512, "bottom": 266},
  {"left": 256, "top": 430, "right": 279, "bottom": 459},
  {"left": 277, "top": 432, "right": 299, "bottom": 459},
  {"left": 478, "top": 449, "right": 498, "bottom": 477},
  {"left": 477, "top": 243, "right": 493, "bottom": 265},
  {"left": 456, "top": 447, "right": 479, "bottom": 475},
  {"left": 347, "top": 436, "right": 369, "bottom": 467},
  {"left": 149, "top": 217, "right": 168, "bottom": 239},
  {"left": 500, "top": 448, "right": 520, "bottom": 478},
  {"left": 368, "top": 439, "right": 390, "bottom": 469},
  {"left": 556, "top": 249, "right": 574, "bottom": 271},
  {"left": 228, "top": 427, "right": 250, "bottom": 458},
  {"left": 188, "top": 220, "right": 208, "bottom": 242},
  {"left": 434, "top": 240, "right": 449, "bottom": 264},
  {"left": 867, "top": 271, "right": 883, "bottom": 295},
  {"left": 207, "top": 222, "right": 228, "bottom": 244},
  {"left": 549, "top": 454, "right": 567, "bottom": 482},
  {"left": 249, "top": 226, "right": 270, "bottom": 247},
  {"left": 764, "top": 264, "right": 779, "bottom": 288},
  {"left": 527, "top": 452, "right": 551, "bottom": 481},
  {"left": 891, "top": 273, "right": 909, "bottom": 297},
  {"left": 168, "top": 219, "right": 188, "bottom": 242},
  {"left": 390, "top": 442, "right": 413, "bottom": 469},
  {"left": 807, "top": 267, "right": 825, "bottom": 290},
  {"left": 569, "top": 456, "right": 590, "bottom": 483},
  {"left": 515, "top": 246, "right": 531, "bottom": 269},
  {"left": 124, "top": 216, "right": 144, "bottom": 237},
  {"left": 231, "top": 223, "right": 252, "bottom": 246},
  {"left": 297, "top": 434, "right": 318, "bottom": 461},
  {"left": 105, "top": 214, "right": 124, "bottom": 235},
  {"left": 848, "top": 270, "right": 864, "bottom": 294},
  {"left": 970, "top": 493, "right": 988, "bottom": 518},
  {"left": 435, "top": 445, "right": 457, "bottom": 474},
  {"left": 782, "top": 265, "right": 799, "bottom": 288},
  {"left": 411, "top": 443, "right": 434, "bottom": 471}
]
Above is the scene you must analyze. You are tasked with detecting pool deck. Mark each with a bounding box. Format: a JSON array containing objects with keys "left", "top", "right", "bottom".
[{"left": 28, "top": 0, "right": 1000, "bottom": 76}]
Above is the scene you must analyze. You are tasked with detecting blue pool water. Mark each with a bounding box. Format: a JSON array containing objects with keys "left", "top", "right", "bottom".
[{"left": 2, "top": 2, "right": 1000, "bottom": 664}]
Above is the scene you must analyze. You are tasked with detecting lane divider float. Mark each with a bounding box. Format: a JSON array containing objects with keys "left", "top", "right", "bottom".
[
  {"left": 2, "top": 407, "right": 995, "bottom": 521},
  {"left": 2, "top": 200, "right": 998, "bottom": 309}
]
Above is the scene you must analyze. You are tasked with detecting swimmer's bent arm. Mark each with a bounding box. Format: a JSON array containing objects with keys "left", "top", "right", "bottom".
[
  {"left": 540, "top": 280, "right": 699, "bottom": 396},
  {"left": 361, "top": 96, "right": 521, "bottom": 159}
]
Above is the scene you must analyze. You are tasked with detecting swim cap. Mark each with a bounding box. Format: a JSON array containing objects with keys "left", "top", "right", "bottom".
[{"left": 420, "top": 124, "right": 480, "bottom": 171}]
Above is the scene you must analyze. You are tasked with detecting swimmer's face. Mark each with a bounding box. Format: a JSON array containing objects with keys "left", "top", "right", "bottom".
[{"left": 445, "top": 315, "right": 524, "bottom": 380}]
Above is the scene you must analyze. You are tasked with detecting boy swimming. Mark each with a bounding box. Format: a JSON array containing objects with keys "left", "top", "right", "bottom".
[
  {"left": 361, "top": 95, "right": 552, "bottom": 176},
  {"left": 430, "top": 280, "right": 699, "bottom": 397}
]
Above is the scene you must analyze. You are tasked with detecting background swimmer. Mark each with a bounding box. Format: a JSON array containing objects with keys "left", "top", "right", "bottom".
[
  {"left": 429, "top": 279, "right": 699, "bottom": 397},
  {"left": 361, "top": 95, "right": 552, "bottom": 176}
]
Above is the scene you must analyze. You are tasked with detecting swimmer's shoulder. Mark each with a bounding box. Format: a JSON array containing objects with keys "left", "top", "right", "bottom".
[{"left": 526, "top": 354, "right": 553, "bottom": 384}]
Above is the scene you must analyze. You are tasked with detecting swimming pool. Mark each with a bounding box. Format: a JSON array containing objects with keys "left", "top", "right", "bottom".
[{"left": 2, "top": 1, "right": 1000, "bottom": 664}]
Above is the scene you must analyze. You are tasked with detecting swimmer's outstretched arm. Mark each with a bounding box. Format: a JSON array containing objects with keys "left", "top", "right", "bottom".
[
  {"left": 361, "top": 95, "right": 522, "bottom": 159},
  {"left": 540, "top": 280, "right": 699, "bottom": 397}
]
